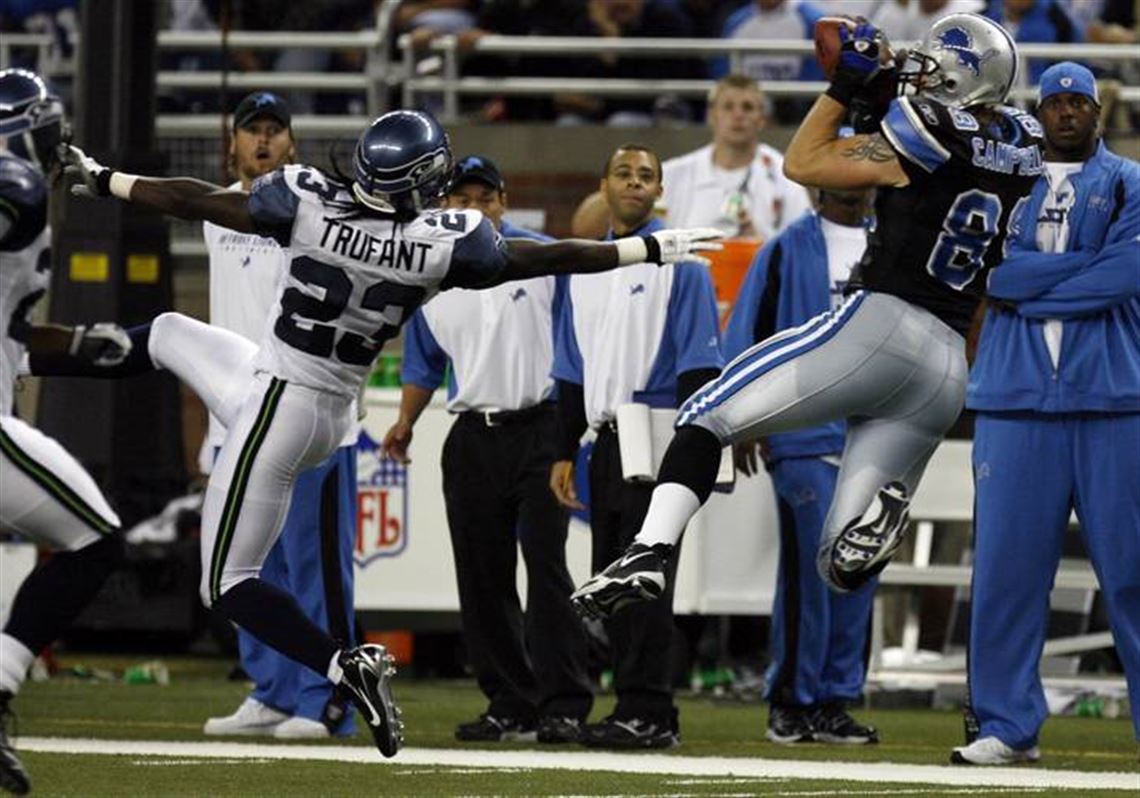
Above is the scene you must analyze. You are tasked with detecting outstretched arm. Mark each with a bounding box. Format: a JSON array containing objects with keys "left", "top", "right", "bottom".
[
  {"left": 491, "top": 228, "right": 723, "bottom": 285},
  {"left": 62, "top": 145, "right": 256, "bottom": 233}
]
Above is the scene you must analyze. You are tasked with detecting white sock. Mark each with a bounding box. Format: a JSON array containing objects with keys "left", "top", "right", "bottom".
[
  {"left": 0, "top": 633, "right": 36, "bottom": 695},
  {"left": 327, "top": 650, "right": 344, "bottom": 684},
  {"left": 634, "top": 482, "right": 701, "bottom": 548}
]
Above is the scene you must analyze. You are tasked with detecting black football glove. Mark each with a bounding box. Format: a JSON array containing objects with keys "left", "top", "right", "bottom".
[{"left": 827, "top": 22, "right": 890, "bottom": 108}]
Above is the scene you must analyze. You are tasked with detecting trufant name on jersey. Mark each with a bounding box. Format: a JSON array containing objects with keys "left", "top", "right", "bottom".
[
  {"left": 971, "top": 138, "right": 1043, "bottom": 176},
  {"left": 319, "top": 217, "right": 434, "bottom": 272}
]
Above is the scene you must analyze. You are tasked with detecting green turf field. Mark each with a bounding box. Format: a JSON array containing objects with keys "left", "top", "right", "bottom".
[{"left": 8, "top": 654, "right": 1137, "bottom": 796}]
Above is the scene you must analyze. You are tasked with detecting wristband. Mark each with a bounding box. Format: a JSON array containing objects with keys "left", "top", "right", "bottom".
[
  {"left": 614, "top": 235, "right": 649, "bottom": 265},
  {"left": 68, "top": 325, "right": 88, "bottom": 356},
  {"left": 825, "top": 82, "right": 856, "bottom": 108},
  {"left": 108, "top": 171, "right": 139, "bottom": 200}
]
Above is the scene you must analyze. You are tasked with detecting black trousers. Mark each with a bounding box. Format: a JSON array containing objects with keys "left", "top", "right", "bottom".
[
  {"left": 442, "top": 405, "right": 592, "bottom": 721},
  {"left": 589, "top": 426, "right": 681, "bottom": 724}
]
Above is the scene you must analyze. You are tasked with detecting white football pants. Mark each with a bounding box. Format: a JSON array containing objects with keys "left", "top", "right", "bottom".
[{"left": 148, "top": 313, "right": 353, "bottom": 607}]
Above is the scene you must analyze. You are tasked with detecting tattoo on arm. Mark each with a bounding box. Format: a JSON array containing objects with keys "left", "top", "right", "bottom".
[{"left": 841, "top": 134, "right": 897, "bottom": 164}]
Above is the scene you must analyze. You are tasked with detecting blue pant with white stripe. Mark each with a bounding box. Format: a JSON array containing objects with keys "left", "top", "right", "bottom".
[
  {"left": 765, "top": 457, "right": 876, "bottom": 707},
  {"left": 234, "top": 445, "right": 358, "bottom": 734},
  {"left": 970, "top": 411, "right": 1140, "bottom": 747}
]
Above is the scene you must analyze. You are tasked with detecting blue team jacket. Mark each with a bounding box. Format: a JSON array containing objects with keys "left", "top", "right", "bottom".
[
  {"left": 968, "top": 141, "right": 1140, "bottom": 413},
  {"left": 723, "top": 211, "right": 847, "bottom": 461}
]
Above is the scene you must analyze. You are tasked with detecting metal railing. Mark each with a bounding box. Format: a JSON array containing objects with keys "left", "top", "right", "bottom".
[
  {"left": 4, "top": 22, "right": 1137, "bottom": 132},
  {"left": 400, "top": 35, "right": 1140, "bottom": 122}
]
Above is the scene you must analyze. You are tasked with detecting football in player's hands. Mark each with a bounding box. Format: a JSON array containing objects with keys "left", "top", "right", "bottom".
[{"left": 814, "top": 16, "right": 857, "bottom": 81}]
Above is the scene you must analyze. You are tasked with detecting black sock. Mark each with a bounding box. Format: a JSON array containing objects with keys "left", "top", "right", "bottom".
[
  {"left": 4, "top": 533, "right": 123, "bottom": 653},
  {"left": 29, "top": 323, "right": 155, "bottom": 378},
  {"left": 213, "top": 579, "right": 340, "bottom": 679},
  {"left": 657, "top": 425, "right": 723, "bottom": 505}
]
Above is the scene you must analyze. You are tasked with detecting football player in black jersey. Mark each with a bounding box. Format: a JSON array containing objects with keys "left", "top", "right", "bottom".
[{"left": 572, "top": 14, "right": 1042, "bottom": 622}]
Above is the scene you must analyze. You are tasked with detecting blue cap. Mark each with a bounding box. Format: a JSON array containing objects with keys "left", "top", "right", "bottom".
[{"left": 1038, "top": 62, "right": 1099, "bottom": 106}]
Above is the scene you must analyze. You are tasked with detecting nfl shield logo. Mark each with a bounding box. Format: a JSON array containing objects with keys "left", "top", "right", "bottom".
[{"left": 355, "top": 431, "right": 408, "bottom": 566}]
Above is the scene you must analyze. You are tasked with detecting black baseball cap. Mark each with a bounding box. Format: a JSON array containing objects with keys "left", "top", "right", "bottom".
[
  {"left": 232, "top": 91, "right": 291, "bottom": 132},
  {"left": 451, "top": 155, "right": 505, "bottom": 192}
]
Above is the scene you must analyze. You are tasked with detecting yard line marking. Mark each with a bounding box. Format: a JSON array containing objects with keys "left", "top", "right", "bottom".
[{"left": 16, "top": 738, "right": 1140, "bottom": 791}]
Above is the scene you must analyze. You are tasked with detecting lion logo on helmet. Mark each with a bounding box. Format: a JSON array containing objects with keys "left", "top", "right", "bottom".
[{"left": 937, "top": 27, "right": 986, "bottom": 76}]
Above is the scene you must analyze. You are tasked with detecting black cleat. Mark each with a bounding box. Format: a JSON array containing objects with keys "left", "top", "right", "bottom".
[
  {"left": 0, "top": 692, "right": 30, "bottom": 795},
  {"left": 571, "top": 542, "right": 671, "bottom": 620},
  {"left": 536, "top": 715, "right": 582, "bottom": 744},
  {"left": 454, "top": 714, "right": 536, "bottom": 742},
  {"left": 765, "top": 704, "right": 814, "bottom": 744},
  {"left": 826, "top": 481, "right": 911, "bottom": 592},
  {"left": 809, "top": 702, "right": 879, "bottom": 745},
  {"left": 579, "top": 714, "right": 679, "bottom": 750},
  {"left": 337, "top": 644, "right": 404, "bottom": 757}
]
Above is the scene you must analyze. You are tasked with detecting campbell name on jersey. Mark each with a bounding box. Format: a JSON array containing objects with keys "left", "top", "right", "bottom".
[
  {"left": 0, "top": 153, "right": 51, "bottom": 416},
  {"left": 852, "top": 95, "right": 1044, "bottom": 335},
  {"left": 247, "top": 164, "right": 508, "bottom": 396}
]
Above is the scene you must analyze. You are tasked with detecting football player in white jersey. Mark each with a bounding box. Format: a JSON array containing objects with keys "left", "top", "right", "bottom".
[
  {"left": 0, "top": 68, "right": 133, "bottom": 795},
  {"left": 55, "top": 108, "right": 722, "bottom": 759},
  {"left": 198, "top": 92, "right": 363, "bottom": 740}
]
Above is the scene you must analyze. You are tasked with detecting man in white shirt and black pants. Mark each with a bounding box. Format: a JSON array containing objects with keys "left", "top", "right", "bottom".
[
  {"left": 550, "top": 145, "right": 724, "bottom": 749},
  {"left": 383, "top": 156, "right": 593, "bottom": 744}
]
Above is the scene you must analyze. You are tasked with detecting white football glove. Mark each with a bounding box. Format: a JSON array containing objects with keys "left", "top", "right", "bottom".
[
  {"left": 60, "top": 144, "right": 114, "bottom": 198},
  {"left": 648, "top": 227, "right": 725, "bottom": 267},
  {"left": 69, "top": 323, "right": 132, "bottom": 366},
  {"left": 615, "top": 227, "right": 724, "bottom": 268}
]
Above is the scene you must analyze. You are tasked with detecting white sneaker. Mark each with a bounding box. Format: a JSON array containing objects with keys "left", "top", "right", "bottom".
[
  {"left": 951, "top": 736, "right": 1041, "bottom": 765},
  {"left": 203, "top": 698, "right": 289, "bottom": 736},
  {"left": 273, "top": 716, "right": 331, "bottom": 739}
]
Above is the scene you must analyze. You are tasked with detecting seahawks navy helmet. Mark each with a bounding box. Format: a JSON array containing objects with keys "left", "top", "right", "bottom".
[
  {"left": 898, "top": 14, "right": 1018, "bottom": 108},
  {"left": 351, "top": 110, "right": 452, "bottom": 216},
  {"left": 0, "top": 68, "right": 65, "bottom": 171}
]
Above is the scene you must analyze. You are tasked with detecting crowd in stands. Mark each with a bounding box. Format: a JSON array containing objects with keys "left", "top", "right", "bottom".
[{"left": 2, "top": 2, "right": 1137, "bottom": 126}]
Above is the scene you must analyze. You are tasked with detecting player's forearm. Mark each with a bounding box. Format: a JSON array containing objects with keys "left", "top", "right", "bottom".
[
  {"left": 505, "top": 239, "right": 619, "bottom": 279},
  {"left": 19, "top": 324, "right": 74, "bottom": 355},
  {"left": 129, "top": 178, "right": 257, "bottom": 232}
]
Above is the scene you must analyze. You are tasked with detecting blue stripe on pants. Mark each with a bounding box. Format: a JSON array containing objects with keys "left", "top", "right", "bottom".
[{"left": 678, "top": 292, "right": 866, "bottom": 427}]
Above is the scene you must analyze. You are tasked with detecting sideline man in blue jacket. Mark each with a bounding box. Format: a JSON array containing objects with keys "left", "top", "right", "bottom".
[
  {"left": 725, "top": 187, "right": 880, "bottom": 746},
  {"left": 954, "top": 62, "right": 1140, "bottom": 766}
]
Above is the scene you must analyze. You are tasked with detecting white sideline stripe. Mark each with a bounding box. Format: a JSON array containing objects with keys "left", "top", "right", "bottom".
[{"left": 17, "top": 737, "right": 1140, "bottom": 791}]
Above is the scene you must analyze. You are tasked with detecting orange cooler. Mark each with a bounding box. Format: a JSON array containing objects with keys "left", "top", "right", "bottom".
[{"left": 707, "top": 238, "right": 763, "bottom": 328}]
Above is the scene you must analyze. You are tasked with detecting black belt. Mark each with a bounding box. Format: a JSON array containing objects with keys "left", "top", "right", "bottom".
[{"left": 460, "top": 402, "right": 551, "bottom": 428}]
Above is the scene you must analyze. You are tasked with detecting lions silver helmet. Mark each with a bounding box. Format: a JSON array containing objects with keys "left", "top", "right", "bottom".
[{"left": 898, "top": 13, "right": 1018, "bottom": 108}]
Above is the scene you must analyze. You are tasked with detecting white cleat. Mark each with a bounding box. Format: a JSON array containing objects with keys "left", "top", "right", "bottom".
[
  {"left": 203, "top": 697, "right": 288, "bottom": 736},
  {"left": 272, "top": 716, "right": 331, "bottom": 739},
  {"left": 951, "top": 736, "right": 1041, "bottom": 765}
]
